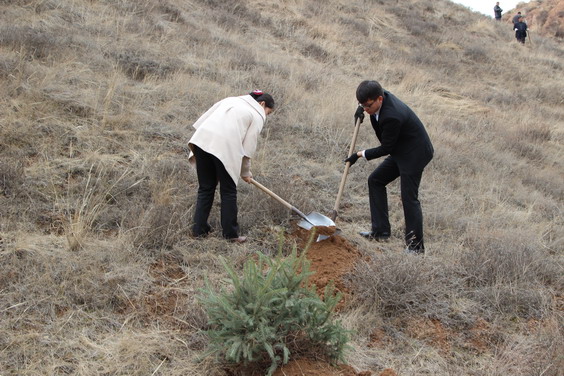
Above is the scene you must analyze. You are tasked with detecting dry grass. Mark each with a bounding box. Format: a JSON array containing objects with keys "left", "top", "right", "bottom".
[{"left": 0, "top": 0, "right": 563, "bottom": 374}]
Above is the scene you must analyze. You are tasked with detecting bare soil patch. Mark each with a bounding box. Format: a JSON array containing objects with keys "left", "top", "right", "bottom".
[
  {"left": 272, "top": 358, "right": 371, "bottom": 376},
  {"left": 292, "top": 228, "right": 363, "bottom": 307}
]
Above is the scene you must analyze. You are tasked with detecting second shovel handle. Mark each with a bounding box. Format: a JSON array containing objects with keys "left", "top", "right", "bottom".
[{"left": 333, "top": 117, "right": 362, "bottom": 217}]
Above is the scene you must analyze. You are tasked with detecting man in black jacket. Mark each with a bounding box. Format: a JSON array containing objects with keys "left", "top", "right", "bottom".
[
  {"left": 512, "top": 11, "right": 522, "bottom": 25},
  {"left": 514, "top": 16, "right": 528, "bottom": 44},
  {"left": 494, "top": 2, "right": 503, "bottom": 21},
  {"left": 345, "top": 80, "right": 434, "bottom": 254}
]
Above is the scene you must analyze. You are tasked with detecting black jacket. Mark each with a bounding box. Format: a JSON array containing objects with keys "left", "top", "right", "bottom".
[
  {"left": 515, "top": 21, "right": 527, "bottom": 38},
  {"left": 365, "top": 91, "right": 434, "bottom": 173},
  {"left": 494, "top": 5, "right": 502, "bottom": 19}
]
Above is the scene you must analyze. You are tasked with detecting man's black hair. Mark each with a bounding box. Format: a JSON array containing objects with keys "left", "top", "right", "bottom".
[{"left": 356, "top": 80, "right": 384, "bottom": 104}]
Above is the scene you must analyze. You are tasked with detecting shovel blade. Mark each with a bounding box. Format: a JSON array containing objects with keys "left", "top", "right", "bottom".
[
  {"left": 297, "top": 212, "right": 337, "bottom": 241},
  {"left": 297, "top": 212, "right": 335, "bottom": 230}
]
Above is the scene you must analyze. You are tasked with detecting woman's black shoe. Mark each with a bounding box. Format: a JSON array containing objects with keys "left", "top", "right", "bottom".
[{"left": 359, "top": 231, "right": 390, "bottom": 241}]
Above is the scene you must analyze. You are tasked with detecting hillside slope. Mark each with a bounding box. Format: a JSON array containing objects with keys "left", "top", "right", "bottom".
[
  {"left": 508, "top": 0, "right": 564, "bottom": 38},
  {"left": 1, "top": 0, "right": 563, "bottom": 375}
]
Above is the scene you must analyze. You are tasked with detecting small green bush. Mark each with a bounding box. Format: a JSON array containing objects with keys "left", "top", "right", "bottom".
[{"left": 198, "top": 246, "right": 350, "bottom": 375}]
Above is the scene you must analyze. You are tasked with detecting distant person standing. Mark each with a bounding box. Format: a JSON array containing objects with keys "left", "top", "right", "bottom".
[
  {"left": 514, "top": 15, "right": 528, "bottom": 44},
  {"left": 494, "top": 2, "right": 503, "bottom": 21},
  {"left": 346, "top": 80, "right": 434, "bottom": 254}
]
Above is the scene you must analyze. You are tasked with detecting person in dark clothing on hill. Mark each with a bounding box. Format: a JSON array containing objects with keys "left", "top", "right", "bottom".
[
  {"left": 494, "top": 2, "right": 503, "bottom": 21},
  {"left": 345, "top": 80, "right": 434, "bottom": 254},
  {"left": 514, "top": 16, "right": 528, "bottom": 44},
  {"left": 512, "top": 11, "right": 522, "bottom": 25}
]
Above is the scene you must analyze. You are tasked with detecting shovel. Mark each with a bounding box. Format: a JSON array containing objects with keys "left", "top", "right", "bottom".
[
  {"left": 330, "top": 117, "right": 362, "bottom": 221},
  {"left": 249, "top": 178, "right": 336, "bottom": 241}
]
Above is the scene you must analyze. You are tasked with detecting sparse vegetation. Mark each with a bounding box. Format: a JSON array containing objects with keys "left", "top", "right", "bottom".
[{"left": 0, "top": 0, "right": 562, "bottom": 375}]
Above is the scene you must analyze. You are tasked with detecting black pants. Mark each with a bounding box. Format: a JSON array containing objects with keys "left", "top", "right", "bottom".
[
  {"left": 192, "top": 145, "right": 239, "bottom": 239},
  {"left": 368, "top": 156, "right": 426, "bottom": 249}
]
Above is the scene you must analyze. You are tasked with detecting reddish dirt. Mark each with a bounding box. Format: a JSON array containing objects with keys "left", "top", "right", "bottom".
[
  {"left": 466, "top": 318, "right": 492, "bottom": 354},
  {"left": 312, "top": 225, "right": 337, "bottom": 236},
  {"left": 368, "top": 328, "right": 393, "bottom": 349},
  {"left": 404, "top": 317, "right": 453, "bottom": 355},
  {"left": 378, "top": 370, "right": 397, "bottom": 376},
  {"left": 149, "top": 254, "right": 186, "bottom": 282},
  {"left": 272, "top": 358, "right": 371, "bottom": 376},
  {"left": 292, "top": 228, "right": 363, "bottom": 308}
]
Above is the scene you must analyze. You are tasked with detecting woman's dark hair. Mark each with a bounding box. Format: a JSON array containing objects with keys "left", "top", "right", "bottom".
[
  {"left": 356, "top": 80, "right": 383, "bottom": 104},
  {"left": 249, "top": 90, "right": 275, "bottom": 109}
]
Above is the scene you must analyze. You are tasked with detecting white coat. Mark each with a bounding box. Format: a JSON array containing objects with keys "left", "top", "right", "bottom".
[{"left": 188, "top": 95, "right": 266, "bottom": 186}]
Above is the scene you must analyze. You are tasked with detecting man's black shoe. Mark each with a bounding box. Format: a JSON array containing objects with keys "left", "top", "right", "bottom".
[{"left": 359, "top": 231, "right": 390, "bottom": 241}]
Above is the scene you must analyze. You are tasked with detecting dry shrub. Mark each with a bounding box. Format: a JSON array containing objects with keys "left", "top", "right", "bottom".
[
  {"left": 157, "top": 1, "right": 186, "bottom": 23},
  {"left": 471, "top": 283, "right": 552, "bottom": 319},
  {"left": 57, "top": 162, "right": 150, "bottom": 250},
  {"left": 527, "top": 83, "right": 564, "bottom": 105},
  {"left": 300, "top": 42, "right": 330, "bottom": 61},
  {"left": 338, "top": 16, "right": 371, "bottom": 37},
  {"left": 125, "top": 157, "right": 193, "bottom": 250},
  {"left": 464, "top": 43, "right": 490, "bottom": 63},
  {"left": 227, "top": 45, "right": 259, "bottom": 71},
  {"left": 349, "top": 254, "right": 465, "bottom": 325},
  {"left": 460, "top": 236, "right": 560, "bottom": 288},
  {"left": 0, "top": 155, "right": 24, "bottom": 197},
  {"left": 484, "top": 89, "right": 527, "bottom": 106},
  {"left": 108, "top": 48, "right": 181, "bottom": 81},
  {"left": 460, "top": 233, "right": 560, "bottom": 319},
  {"left": 513, "top": 122, "right": 553, "bottom": 143},
  {"left": 0, "top": 26, "right": 66, "bottom": 60},
  {"left": 484, "top": 323, "right": 564, "bottom": 376},
  {"left": 0, "top": 56, "right": 22, "bottom": 80},
  {"left": 128, "top": 202, "right": 191, "bottom": 250},
  {"left": 198, "top": 0, "right": 264, "bottom": 30},
  {"left": 390, "top": 4, "right": 439, "bottom": 40},
  {"left": 41, "top": 89, "right": 96, "bottom": 119}
]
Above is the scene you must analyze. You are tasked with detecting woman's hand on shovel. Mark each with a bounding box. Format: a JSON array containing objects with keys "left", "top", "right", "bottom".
[{"left": 242, "top": 175, "right": 253, "bottom": 183}]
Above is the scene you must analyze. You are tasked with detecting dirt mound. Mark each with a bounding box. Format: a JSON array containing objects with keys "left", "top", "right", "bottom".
[{"left": 292, "top": 228, "right": 363, "bottom": 306}]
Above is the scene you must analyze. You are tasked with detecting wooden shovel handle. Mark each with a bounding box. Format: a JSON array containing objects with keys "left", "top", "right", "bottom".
[{"left": 332, "top": 117, "right": 362, "bottom": 220}]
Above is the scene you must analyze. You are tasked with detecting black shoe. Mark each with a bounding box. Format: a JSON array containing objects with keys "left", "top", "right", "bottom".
[
  {"left": 359, "top": 231, "right": 390, "bottom": 241},
  {"left": 404, "top": 246, "right": 425, "bottom": 255},
  {"left": 192, "top": 224, "right": 212, "bottom": 238},
  {"left": 193, "top": 232, "right": 210, "bottom": 239}
]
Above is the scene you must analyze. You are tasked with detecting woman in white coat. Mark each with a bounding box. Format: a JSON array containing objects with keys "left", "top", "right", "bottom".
[{"left": 188, "top": 90, "right": 275, "bottom": 243}]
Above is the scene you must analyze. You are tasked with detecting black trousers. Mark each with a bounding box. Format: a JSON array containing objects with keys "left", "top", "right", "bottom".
[
  {"left": 192, "top": 145, "right": 239, "bottom": 239},
  {"left": 368, "top": 156, "right": 426, "bottom": 249}
]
